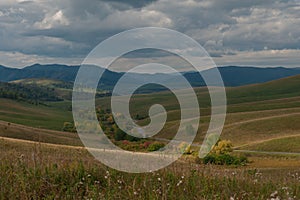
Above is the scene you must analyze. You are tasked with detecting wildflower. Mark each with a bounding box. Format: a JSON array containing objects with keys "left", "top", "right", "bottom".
[
  {"left": 270, "top": 191, "right": 278, "bottom": 198},
  {"left": 255, "top": 172, "right": 262, "bottom": 177},
  {"left": 270, "top": 197, "right": 280, "bottom": 200},
  {"left": 176, "top": 180, "right": 183, "bottom": 187},
  {"left": 157, "top": 177, "right": 161, "bottom": 181}
]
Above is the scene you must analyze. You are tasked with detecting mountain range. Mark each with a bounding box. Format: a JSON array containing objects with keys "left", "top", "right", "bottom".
[{"left": 1, "top": 64, "right": 300, "bottom": 91}]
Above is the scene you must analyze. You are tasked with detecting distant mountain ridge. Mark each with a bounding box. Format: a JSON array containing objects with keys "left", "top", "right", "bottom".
[{"left": 1, "top": 64, "right": 300, "bottom": 90}]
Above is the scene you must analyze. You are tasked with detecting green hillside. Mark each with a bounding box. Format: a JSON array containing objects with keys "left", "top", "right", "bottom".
[
  {"left": 0, "top": 98, "right": 72, "bottom": 130},
  {"left": 1, "top": 75, "right": 300, "bottom": 151},
  {"left": 112, "top": 75, "right": 300, "bottom": 147},
  {"left": 10, "top": 78, "right": 73, "bottom": 88},
  {"left": 95, "top": 74, "right": 300, "bottom": 116},
  {"left": 227, "top": 74, "right": 300, "bottom": 104},
  {"left": 238, "top": 135, "right": 300, "bottom": 153}
]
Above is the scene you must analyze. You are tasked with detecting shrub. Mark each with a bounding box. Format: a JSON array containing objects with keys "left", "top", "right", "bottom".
[
  {"left": 203, "top": 154, "right": 216, "bottom": 164},
  {"left": 62, "top": 122, "right": 76, "bottom": 132},
  {"left": 143, "top": 141, "right": 152, "bottom": 148},
  {"left": 122, "top": 140, "right": 130, "bottom": 145},
  {"left": 147, "top": 142, "right": 165, "bottom": 151},
  {"left": 203, "top": 139, "right": 247, "bottom": 166},
  {"left": 114, "top": 128, "right": 126, "bottom": 141},
  {"left": 178, "top": 142, "right": 192, "bottom": 154},
  {"left": 203, "top": 154, "right": 248, "bottom": 166},
  {"left": 125, "top": 134, "right": 141, "bottom": 142},
  {"left": 211, "top": 140, "right": 233, "bottom": 155}
]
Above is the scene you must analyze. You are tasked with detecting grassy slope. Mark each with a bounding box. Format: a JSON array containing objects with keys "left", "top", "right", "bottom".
[
  {"left": 238, "top": 135, "right": 300, "bottom": 153},
  {"left": 10, "top": 78, "right": 74, "bottom": 100},
  {"left": 1, "top": 75, "right": 300, "bottom": 151},
  {"left": 11, "top": 78, "right": 68, "bottom": 86},
  {"left": 2, "top": 75, "right": 300, "bottom": 199},
  {"left": 0, "top": 120, "right": 82, "bottom": 146},
  {"left": 0, "top": 98, "right": 73, "bottom": 130},
  {"left": 96, "top": 75, "right": 300, "bottom": 149}
]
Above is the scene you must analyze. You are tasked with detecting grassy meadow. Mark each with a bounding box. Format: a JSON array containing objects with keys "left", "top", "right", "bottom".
[
  {"left": 1, "top": 75, "right": 300, "bottom": 199},
  {"left": 0, "top": 98, "right": 73, "bottom": 130},
  {"left": 1, "top": 138, "right": 300, "bottom": 199}
]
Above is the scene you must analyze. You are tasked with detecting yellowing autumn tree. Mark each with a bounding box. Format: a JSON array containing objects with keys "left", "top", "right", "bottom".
[{"left": 211, "top": 140, "right": 233, "bottom": 155}]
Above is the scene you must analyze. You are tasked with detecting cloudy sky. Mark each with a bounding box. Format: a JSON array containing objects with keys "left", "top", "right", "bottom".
[{"left": 0, "top": 0, "right": 300, "bottom": 69}]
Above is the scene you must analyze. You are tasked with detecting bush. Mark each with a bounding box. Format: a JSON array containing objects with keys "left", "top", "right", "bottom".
[
  {"left": 114, "top": 128, "right": 126, "bottom": 141},
  {"left": 62, "top": 122, "right": 76, "bottom": 132},
  {"left": 143, "top": 141, "right": 152, "bottom": 148},
  {"left": 203, "top": 154, "right": 248, "bottom": 166},
  {"left": 203, "top": 154, "right": 216, "bottom": 164},
  {"left": 119, "top": 142, "right": 141, "bottom": 151},
  {"left": 178, "top": 142, "right": 192, "bottom": 154},
  {"left": 147, "top": 142, "right": 165, "bottom": 152},
  {"left": 202, "top": 139, "right": 247, "bottom": 165},
  {"left": 125, "top": 134, "right": 141, "bottom": 142},
  {"left": 211, "top": 140, "right": 233, "bottom": 155}
]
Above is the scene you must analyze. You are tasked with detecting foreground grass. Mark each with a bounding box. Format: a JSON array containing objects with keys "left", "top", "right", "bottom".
[{"left": 0, "top": 139, "right": 300, "bottom": 199}]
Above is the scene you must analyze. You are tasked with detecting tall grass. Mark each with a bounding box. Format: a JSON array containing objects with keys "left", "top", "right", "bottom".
[{"left": 0, "top": 140, "right": 299, "bottom": 199}]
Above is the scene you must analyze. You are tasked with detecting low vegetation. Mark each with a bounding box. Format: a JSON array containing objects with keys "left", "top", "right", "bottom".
[
  {"left": 0, "top": 82, "right": 63, "bottom": 104},
  {"left": 239, "top": 136, "right": 300, "bottom": 153},
  {"left": 1, "top": 139, "right": 300, "bottom": 199},
  {"left": 1, "top": 74, "right": 300, "bottom": 199},
  {"left": 203, "top": 140, "right": 248, "bottom": 166}
]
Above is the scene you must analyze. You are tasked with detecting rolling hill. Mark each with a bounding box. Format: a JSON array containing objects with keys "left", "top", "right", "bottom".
[
  {"left": 1, "top": 64, "right": 300, "bottom": 90},
  {"left": 1, "top": 74, "right": 300, "bottom": 152},
  {"left": 95, "top": 74, "right": 300, "bottom": 147},
  {"left": 0, "top": 81, "right": 63, "bottom": 103}
]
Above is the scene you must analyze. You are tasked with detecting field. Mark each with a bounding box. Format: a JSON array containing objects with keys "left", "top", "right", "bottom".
[
  {"left": 1, "top": 75, "right": 300, "bottom": 199},
  {"left": 0, "top": 98, "right": 73, "bottom": 130},
  {"left": 1, "top": 138, "right": 300, "bottom": 199}
]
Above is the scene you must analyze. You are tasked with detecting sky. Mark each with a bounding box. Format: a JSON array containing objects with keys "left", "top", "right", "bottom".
[{"left": 0, "top": 0, "right": 300, "bottom": 69}]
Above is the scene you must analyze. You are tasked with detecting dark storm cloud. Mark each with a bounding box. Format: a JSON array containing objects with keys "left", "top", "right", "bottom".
[
  {"left": 101, "top": 0, "right": 158, "bottom": 8},
  {"left": 0, "top": 0, "right": 299, "bottom": 67}
]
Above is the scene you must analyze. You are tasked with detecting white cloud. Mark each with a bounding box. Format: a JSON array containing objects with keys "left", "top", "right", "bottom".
[
  {"left": 35, "top": 10, "right": 69, "bottom": 29},
  {"left": 0, "top": 51, "right": 82, "bottom": 68},
  {"left": 101, "top": 9, "right": 173, "bottom": 29},
  {"left": 0, "top": 0, "right": 300, "bottom": 68},
  {"left": 214, "top": 49, "right": 300, "bottom": 68}
]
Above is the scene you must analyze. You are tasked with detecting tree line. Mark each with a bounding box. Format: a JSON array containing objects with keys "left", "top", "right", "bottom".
[{"left": 0, "top": 82, "right": 63, "bottom": 104}]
